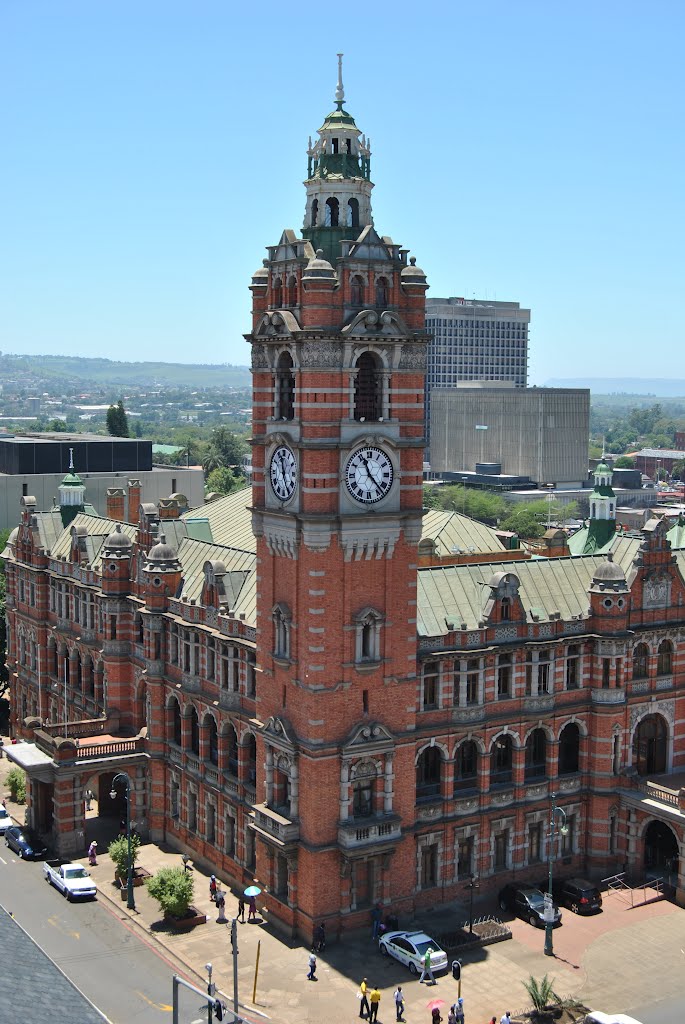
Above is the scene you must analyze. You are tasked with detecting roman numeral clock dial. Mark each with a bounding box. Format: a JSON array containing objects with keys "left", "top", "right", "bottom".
[
  {"left": 345, "top": 446, "right": 393, "bottom": 504},
  {"left": 269, "top": 445, "right": 297, "bottom": 501}
]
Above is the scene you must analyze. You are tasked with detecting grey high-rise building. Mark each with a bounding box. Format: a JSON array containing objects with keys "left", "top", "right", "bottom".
[{"left": 425, "top": 296, "right": 530, "bottom": 446}]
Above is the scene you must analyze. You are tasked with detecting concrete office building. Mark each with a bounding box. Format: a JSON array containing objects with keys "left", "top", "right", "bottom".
[
  {"left": 0, "top": 432, "right": 204, "bottom": 530},
  {"left": 430, "top": 383, "right": 590, "bottom": 487},
  {"left": 424, "top": 297, "right": 530, "bottom": 444}
]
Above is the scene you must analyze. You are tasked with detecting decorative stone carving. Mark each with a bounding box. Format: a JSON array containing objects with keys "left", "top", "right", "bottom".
[
  {"left": 398, "top": 343, "right": 427, "bottom": 370},
  {"left": 251, "top": 343, "right": 269, "bottom": 370},
  {"left": 299, "top": 341, "right": 341, "bottom": 368},
  {"left": 630, "top": 698, "right": 675, "bottom": 731},
  {"left": 643, "top": 577, "right": 671, "bottom": 609},
  {"left": 494, "top": 626, "right": 518, "bottom": 641},
  {"left": 557, "top": 775, "right": 580, "bottom": 793}
]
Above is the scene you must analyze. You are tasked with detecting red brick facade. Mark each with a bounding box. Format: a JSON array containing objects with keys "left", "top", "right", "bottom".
[{"left": 3, "top": 80, "right": 685, "bottom": 943}]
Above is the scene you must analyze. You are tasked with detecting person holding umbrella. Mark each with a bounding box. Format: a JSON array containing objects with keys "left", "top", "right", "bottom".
[{"left": 244, "top": 883, "right": 261, "bottom": 922}]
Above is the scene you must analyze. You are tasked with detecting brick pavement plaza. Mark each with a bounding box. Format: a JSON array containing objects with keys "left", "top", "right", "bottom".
[{"left": 1, "top": 750, "right": 684, "bottom": 1024}]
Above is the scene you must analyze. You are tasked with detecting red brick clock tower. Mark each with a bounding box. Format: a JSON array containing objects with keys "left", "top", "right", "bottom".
[{"left": 247, "top": 58, "right": 429, "bottom": 939}]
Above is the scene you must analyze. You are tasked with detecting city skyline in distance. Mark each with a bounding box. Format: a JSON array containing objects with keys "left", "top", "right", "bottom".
[{"left": 1, "top": 1, "right": 683, "bottom": 385}]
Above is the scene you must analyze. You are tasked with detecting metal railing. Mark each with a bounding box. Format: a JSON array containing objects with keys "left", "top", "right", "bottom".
[{"left": 602, "top": 871, "right": 664, "bottom": 906}]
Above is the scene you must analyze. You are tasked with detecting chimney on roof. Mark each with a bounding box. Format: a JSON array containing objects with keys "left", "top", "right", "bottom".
[
  {"left": 127, "top": 479, "right": 142, "bottom": 524},
  {"left": 106, "top": 487, "right": 126, "bottom": 522}
]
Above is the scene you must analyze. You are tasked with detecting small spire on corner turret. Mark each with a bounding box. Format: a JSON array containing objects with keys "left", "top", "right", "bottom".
[
  {"left": 335, "top": 52, "right": 344, "bottom": 109},
  {"left": 69, "top": 447, "right": 74, "bottom": 471}
]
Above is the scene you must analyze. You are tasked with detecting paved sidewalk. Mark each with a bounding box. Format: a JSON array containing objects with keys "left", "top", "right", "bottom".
[{"left": 1, "top": 747, "right": 685, "bottom": 1024}]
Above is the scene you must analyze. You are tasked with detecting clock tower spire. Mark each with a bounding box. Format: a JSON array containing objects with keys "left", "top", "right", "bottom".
[{"left": 248, "top": 60, "right": 428, "bottom": 939}]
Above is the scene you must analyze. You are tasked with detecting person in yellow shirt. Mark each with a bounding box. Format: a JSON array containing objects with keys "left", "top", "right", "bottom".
[
  {"left": 359, "top": 978, "right": 370, "bottom": 1018},
  {"left": 369, "top": 987, "right": 381, "bottom": 1023}
]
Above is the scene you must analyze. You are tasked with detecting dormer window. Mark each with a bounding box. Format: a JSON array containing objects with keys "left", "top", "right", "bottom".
[
  {"left": 351, "top": 274, "right": 364, "bottom": 305},
  {"left": 311, "top": 198, "right": 318, "bottom": 227},
  {"left": 332, "top": 137, "right": 339, "bottom": 154},
  {"left": 346, "top": 138, "right": 352, "bottom": 154},
  {"left": 287, "top": 275, "right": 297, "bottom": 307},
  {"left": 273, "top": 277, "right": 283, "bottom": 308},
  {"left": 325, "top": 197, "right": 339, "bottom": 227},
  {"left": 501, "top": 597, "right": 511, "bottom": 621},
  {"left": 375, "top": 276, "right": 388, "bottom": 306},
  {"left": 275, "top": 352, "right": 295, "bottom": 420},
  {"left": 347, "top": 198, "right": 359, "bottom": 230}
]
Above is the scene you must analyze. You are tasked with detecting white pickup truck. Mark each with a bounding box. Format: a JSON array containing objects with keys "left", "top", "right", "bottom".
[{"left": 43, "top": 860, "right": 97, "bottom": 901}]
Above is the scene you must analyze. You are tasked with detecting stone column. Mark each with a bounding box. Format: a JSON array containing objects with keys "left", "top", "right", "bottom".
[
  {"left": 383, "top": 753, "right": 394, "bottom": 814},
  {"left": 290, "top": 756, "right": 299, "bottom": 819}
]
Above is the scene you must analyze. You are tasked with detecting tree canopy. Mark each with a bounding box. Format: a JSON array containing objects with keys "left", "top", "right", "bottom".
[{"left": 106, "top": 400, "right": 130, "bottom": 437}]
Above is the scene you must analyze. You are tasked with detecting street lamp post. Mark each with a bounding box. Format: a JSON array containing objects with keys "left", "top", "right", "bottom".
[
  {"left": 465, "top": 874, "right": 479, "bottom": 934},
  {"left": 544, "top": 792, "right": 568, "bottom": 956},
  {"left": 110, "top": 771, "right": 135, "bottom": 911}
]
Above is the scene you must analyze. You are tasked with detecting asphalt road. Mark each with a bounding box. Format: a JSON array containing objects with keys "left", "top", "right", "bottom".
[
  {"left": 0, "top": 846, "right": 205, "bottom": 1023},
  {"left": 629, "top": 996, "right": 685, "bottom": 1024}
]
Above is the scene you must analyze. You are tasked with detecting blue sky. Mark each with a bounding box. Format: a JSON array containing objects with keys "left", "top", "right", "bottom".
[{"left": 1, "top": 1, "right": 683, "bottom": 385}]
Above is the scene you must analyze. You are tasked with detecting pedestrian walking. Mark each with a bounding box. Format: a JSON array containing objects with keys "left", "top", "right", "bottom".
[
  {"left": 393, "top": 985, "right": 405, "bottom": 1021},
  {"left": 448, "top": 1010, "right": 457, "bottom": 1024},
  {"left": 453, "top": 998, "right": 465, "bottom": 1024},
  {"left": 371, "top": 903, "right": 382, "bottom": 939},
  {"left": 87, "top": 840, "right": 97, "bottom": 866},
  {"left": 248, "top": 894, "right": 257, "bottom": 921},
  {"left": 432, "top": 1009, "right": 443, "bottom": 1024},
  {"left": 500, "top": 1013, "right": 511, "bottom": 1024},
  {"left": 237, "top": 897, "right": 246, "bottom": 923},
  {"left": 84, "top": 789, "right": 94, "bottom": 812},
  {"left": 359, "top": 977, "right": 370, "bottom": 1019},
  {"left": 369, "top": 986, "right": 381, "bottom": 1023},
  {"left": 419, "top": 946, "right": 435, "bottom": 984},
  {"left": 209, "top": 875, "right": 218, "bottom": 902},
  {"left": 307, "top": 952, "right": 317, "bottom": 980}
]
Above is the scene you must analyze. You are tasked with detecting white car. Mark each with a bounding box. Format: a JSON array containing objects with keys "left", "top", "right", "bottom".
[
  {"left": 586, "top": 1013, "right": 645, "bottom": 1024},
  {"left": 379, "top": 930, "right": 449, "bottom": 975},
  {"left": 0, "top": 807, "right": 12, "bottom": 835},
  {"left": 43, "top": 861, "right": 97, "bottom": 900}
]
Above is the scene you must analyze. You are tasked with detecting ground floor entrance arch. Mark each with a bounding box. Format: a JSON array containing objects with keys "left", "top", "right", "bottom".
[{"left": 644, "top": 819, "right": 680, "bottom": 888}]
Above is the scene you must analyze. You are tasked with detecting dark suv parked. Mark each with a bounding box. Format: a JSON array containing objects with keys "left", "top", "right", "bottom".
[
  {"left": 551, "top": 877, "right": 602, "bottom": 914},
  {"left": 498, "top": 883, "right": 562, "bottom": 928}
]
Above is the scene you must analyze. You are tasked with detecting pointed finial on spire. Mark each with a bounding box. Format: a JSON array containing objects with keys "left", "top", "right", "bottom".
[
  {"left": 69, "top": 447, "right": 74, "bottom": 471},
  {"left": 335, "top": 52, "right": 344, "bottom": 108}
]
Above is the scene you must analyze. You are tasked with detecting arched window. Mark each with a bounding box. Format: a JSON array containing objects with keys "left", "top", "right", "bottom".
[
  {"left": 347, "top": 197, "right": 359, "bottom": 230},
  {"left": 311, "top": 198, "right": 318, "bottom": 227},
  {"left": 189, "top": 706, "right": 200, "bottom": 756},
  {"left": 525, "top": 728, "right": 547, "bottom": 780},
  {"left": 275, "top": 351, "right": 295, "bottom": 420},
  {"left": 633, "top": 713, "right": 667, "bottom": 775},
  {"left": 273, "top": 277, "right": 283, "bottom": 308},
  {"left": 226, "top": 724, "right": 239, "bottom": 777},
  {"left": 350, "top": 274, "right": 364, "bottom": 306},
  {"left": 657, "top": 640, "right": 672, "bottom": 676},
  {"left": 490, "top": 735, "right": 513, "bottom": 787},
  {"left": 287, "top": 275, "right": 297, "bottom": 307},
  {"left": 325, "top": 197, "right": 339, "bottom": 227},
  {"left": 559, "top": 722, "right": 580, "bottom": 775},
  {"left": 375, "top": 276, "right": 388, "bottom": 307},
  {"left": 170, "top": 698, "right": 182, "bottom": 747},
  {"left": 416, "top": 747, "right": 442, "bottom": 800},
  {"left": 354, "top": 351, "right": 382, "bottom": 421},
  {"left": 206, "top": 715, "right": 218, "bottom": 765},
  {"left": 273, "top": 604, "right": 291, "bottom": 659},
  {"left": 246, "top": 734, "right": 257, "bottom": 786},
  {"left": 633, "top": 643, "right": 649, "bottom": 679},
  {"left": 455, "top": 740, "right": 478, "bottom": 791}
]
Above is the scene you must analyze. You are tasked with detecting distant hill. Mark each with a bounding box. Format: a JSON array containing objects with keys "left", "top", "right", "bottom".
[
  {"left": 0, "top": 353, "right": 252, "bottom": 389},
  {"left": 544, "top": 377, "right": 685, "bottom": 397}
]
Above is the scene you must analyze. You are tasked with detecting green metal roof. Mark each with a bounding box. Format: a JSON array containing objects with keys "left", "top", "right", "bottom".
[
  {"left": 182, "top": 488, "right": 255, "bottom": 551},
  {"left": 420, "top": 508, "right": 506, "bottom": 556},
  {"left": 416, "top": 545, "right": 640, "bottom": 637}
]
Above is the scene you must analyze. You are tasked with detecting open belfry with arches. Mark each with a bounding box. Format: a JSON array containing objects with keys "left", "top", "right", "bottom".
[{"left": 4, "top": 59, "right": 685, "bottom": 939}]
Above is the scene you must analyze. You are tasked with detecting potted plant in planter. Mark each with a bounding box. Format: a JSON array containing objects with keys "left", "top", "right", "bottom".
[
  {"left": 145, "top": 866, "right": 205, "bottom": 930},
  {"left": 107, "top": 833, "right": 142, "bottom": 891}
]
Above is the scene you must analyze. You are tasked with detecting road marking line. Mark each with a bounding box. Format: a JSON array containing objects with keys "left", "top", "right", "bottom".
[
  {"left": 46, "top": 915, "right": 80, "bottom": 940},
  {"left": 134, "top": 991, "right": 172, "bottom": 1012},
  {"left": 0, "top": 856, "right": 6, "bottom": 865}
]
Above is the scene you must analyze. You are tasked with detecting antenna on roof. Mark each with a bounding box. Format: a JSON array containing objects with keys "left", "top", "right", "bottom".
[{"left": 69, "top": 447, "right": 74, "bottom": 471}]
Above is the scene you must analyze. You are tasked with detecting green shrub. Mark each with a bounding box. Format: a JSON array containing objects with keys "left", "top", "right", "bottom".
[
  {"left": 6, "top": 766, "right": 26, "bottom": 803},
  {"left": 146, "top": 866, "right": 195, "bottom": 918},
  {"left": 107, "top": 833, "right": 140, "bottom": 881}
]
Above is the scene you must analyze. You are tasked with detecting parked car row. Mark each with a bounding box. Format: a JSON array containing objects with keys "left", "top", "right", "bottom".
[
  {"left": 498, "top": 877, "right": 603, "bottom": 929},
  {"left": 4, "top": 823, "right": 97, "bottom": 902}
]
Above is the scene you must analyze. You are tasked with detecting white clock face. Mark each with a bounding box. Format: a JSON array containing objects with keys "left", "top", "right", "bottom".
[
  {"left": 270, "top": 445, "right": 297, "bottom": 501},
  {"left": 345, "top": 446, "right": 394, "bottom": 504}
]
